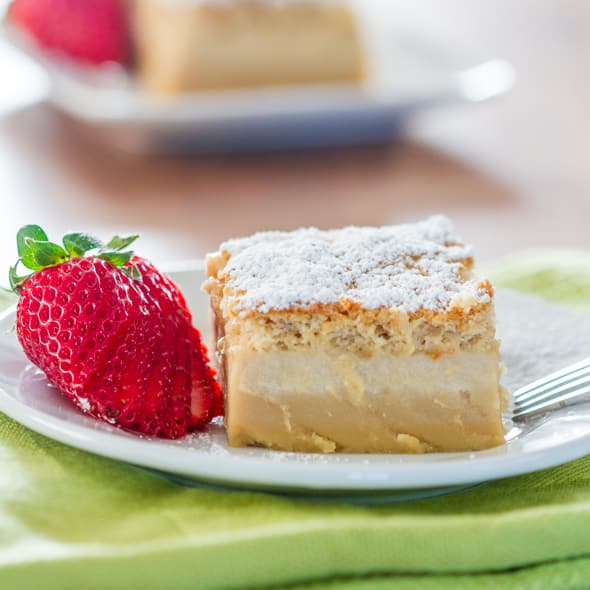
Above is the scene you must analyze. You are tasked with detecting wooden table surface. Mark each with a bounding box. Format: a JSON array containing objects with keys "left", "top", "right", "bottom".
[{"left": 1, "top": 0, "right": 589, "bottom": 277}]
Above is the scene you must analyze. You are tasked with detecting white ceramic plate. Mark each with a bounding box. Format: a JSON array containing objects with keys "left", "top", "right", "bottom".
[
  {"left": 1, "top": 264, "right": 590, "bottom": 500},
  {"left": 0, "top": 4, "right": 515, "bottom": 153}
]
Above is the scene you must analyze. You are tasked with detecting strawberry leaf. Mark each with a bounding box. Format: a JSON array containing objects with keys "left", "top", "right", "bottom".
[
  {"left": 17, "top": 225, "right": 48, "bottom": 257},
  {"left": 63, "top": 233, "right": 103, "bottom": 257},
  {"left": 99, "top": 250, "right": 134, "bottom": 267},
  {"left": 9, "top": 227, "right": 143, "bottom": 295},
  {"left": 105, "top": 235, "right": 139, "bottom": 251},
  {"left": 121, "top": 263, "right": 142, "bottom": 281},
  {"left": 21, "top": 238, "right": 69, "bottom": 271},
  {"left": 8, "top": 261, "right": 32, "bottom": 293}
]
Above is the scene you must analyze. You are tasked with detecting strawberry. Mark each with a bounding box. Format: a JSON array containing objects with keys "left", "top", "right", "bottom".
[
  {"left": 9, "top": 225, "right": 221, "bottom": 439},
  {"left": 131, "top": 257, "right": 224, "bottom": 425},
  {"left": 8, "top": 0, "right": 131, "bottom": 66}
]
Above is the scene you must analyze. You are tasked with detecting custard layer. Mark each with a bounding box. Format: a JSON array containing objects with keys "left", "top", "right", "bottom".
[{"left": 225, "top": 349, "right": 505, "bottom": 453}]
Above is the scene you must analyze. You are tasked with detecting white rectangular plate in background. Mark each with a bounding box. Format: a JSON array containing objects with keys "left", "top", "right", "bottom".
[{"left": 0, "top": 2, "right": 515, "bottom": 153}]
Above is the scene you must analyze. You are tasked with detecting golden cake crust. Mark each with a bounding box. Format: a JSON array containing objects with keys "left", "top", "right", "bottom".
[{"left": 204, "top": 216, "right": 496, "bottom": 356}]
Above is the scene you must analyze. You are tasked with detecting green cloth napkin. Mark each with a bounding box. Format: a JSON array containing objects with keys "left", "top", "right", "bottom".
[{"left": 2, "top": 251, "right": 590, "bottom": 590}]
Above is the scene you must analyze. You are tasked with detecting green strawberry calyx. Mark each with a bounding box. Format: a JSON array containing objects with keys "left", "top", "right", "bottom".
[{"left": 9, "top": 225, "right": 140, "bottom": 293}]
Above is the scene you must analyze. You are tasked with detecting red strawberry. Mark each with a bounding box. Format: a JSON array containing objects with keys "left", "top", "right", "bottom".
[
  {"left": 9, "top": 225, "right": 221, "bottom": 439},
  {"left": 8, "top": 0, "right": 130, "bottom": 66},
  {"left": 131, "top": 257, "right": 223, "bottom": 425}
]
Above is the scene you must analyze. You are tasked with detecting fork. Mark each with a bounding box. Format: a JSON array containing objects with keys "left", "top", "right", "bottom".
[{"left": 512, "top": 357, "right": 590, "bottom": 420}]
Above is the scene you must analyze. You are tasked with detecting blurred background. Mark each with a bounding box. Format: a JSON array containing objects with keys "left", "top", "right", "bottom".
[{"left": 0, "top": 0, "right": 588, "bottom": 275}]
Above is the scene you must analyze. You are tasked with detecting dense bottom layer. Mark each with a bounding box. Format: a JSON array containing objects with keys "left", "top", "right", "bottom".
[{"left": 225, "top": 350, "right": 506, "bottom": 453}]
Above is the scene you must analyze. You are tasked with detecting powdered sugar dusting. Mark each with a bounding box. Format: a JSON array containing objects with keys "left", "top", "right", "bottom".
[{"left": 217, "top": 215, "right": 490, "bottom": 313}]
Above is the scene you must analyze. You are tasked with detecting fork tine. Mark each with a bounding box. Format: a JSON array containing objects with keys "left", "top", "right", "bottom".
[
  {"left": 513, "top": 357, "right": 590, "bottom": 400},
  {"left": 514, "top": 363, "right": 590, "bottom": 403},
  {"left": 513, "top": 383, "right": 590, "bottom": 420},
  {"left": 514, "top": 372, "right": 590, "bottom": 410}
]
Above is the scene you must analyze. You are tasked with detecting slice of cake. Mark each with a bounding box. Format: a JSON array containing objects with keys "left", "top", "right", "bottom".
[
  {"left": 203, "top": 216, "right": 507, "bottom": 453},
  {"left": 132, "top": 0, "right": 364, "bottom": 94}
]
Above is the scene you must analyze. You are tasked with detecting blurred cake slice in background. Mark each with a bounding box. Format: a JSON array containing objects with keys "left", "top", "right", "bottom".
[{"left": 132, "top": 0, "right": 364, "bottom": 94}]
